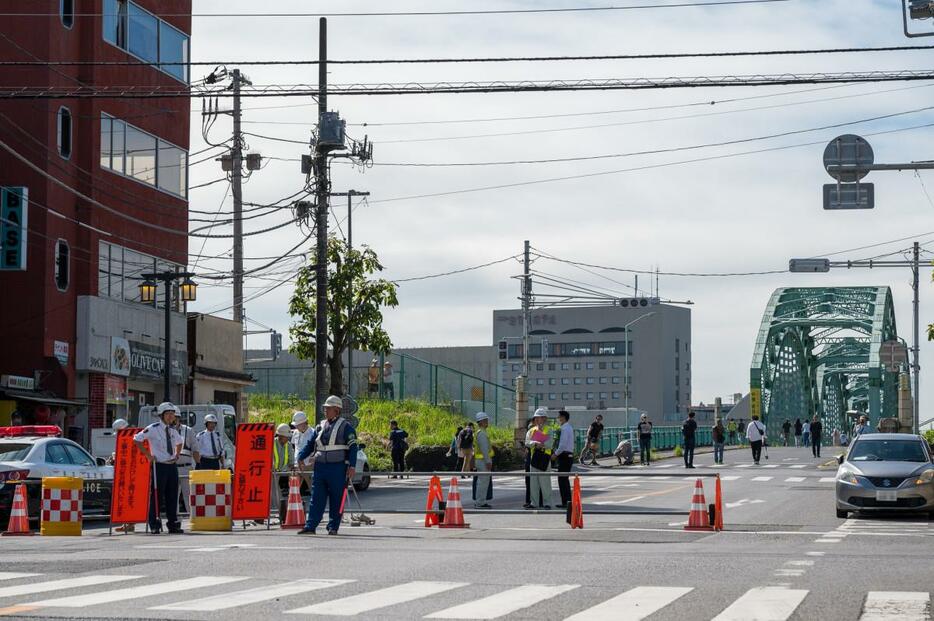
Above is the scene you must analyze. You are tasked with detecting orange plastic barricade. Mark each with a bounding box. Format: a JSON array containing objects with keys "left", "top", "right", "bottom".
[
  {"left": 424, "top": 476, "right": 445, "bottom": 527},
  {"left": 110, "top": 428, "right": 150, "bottom": 528},
  {"left": 41, "top": 477, "right": 83, "bottom": 536},
  {"left": 569, "top": 475, "right": 584, "bottom": 529},
  {"left": 281, "top": 475, "right": 306, "bottom": 529},
  {"left": 438, "top": 477, "right": 469, "bottom": 529},
  {"left": 2, "top": 484, "right": 32, "bottom": 536},
  {"left": 232, "top": 423, "right": 274, "bottom": 522},
  {"left": 684, "top": 478, "right": 715, "bottom": 532},
  {"left": 714, "top": 475, "right": 724, "bottom": 531}
]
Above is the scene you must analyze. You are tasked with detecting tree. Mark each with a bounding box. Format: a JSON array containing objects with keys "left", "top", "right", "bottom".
[{"left": 288, "top": 236, "right": 399, "bottom": 397}]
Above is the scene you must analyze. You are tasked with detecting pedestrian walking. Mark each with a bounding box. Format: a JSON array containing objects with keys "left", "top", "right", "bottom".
[
  {"left": 133, "top": 402, "right": 184, "bottom": 535},
  {"left": 553, "top": 410, "right": 574, "bottom": 508},
  {"left": 388, "top": 420, "right": 408, "bottom": 478},
  {"left": 446, "top": 426, "right": 463, "bottom": 469},
  {"left": 781, "top": 419, "right": 792, "bottom": 447},
  {"left": 745, "top": 414, "right": 767, "bottom": 465},
  {"left": 382, "top": 361, "right": 395, "bottom": 400},
  {"left": 853, "top": 415, "right": 872, "bottom": 438},
  {"left": 802, "top": 419, "right": 811, "bottom": 448},
  {"left": 637, "top": 414, "right": 653, "bottom": 465},
  {"left": 457, "top": 423, "right": 475, "bottom": 474},
  {"left": 712, "top": 418, "right": 726, "bottom": 464},
  {"left": 810, "top": 415, "right": 824, "bottom": 458},
  {"left": 737, "top": 419, "right": 746, "bottom": 445},
  {"left": 794, "top": 418, "right": 802, "bottom": 447},
  {"left": 193, "top": 414, "right": 226, "bottom": 470},
  {"left": 272, "top": 423, "right": 296, "bottom": 520},
  {"left": 367, "top": 359, "right": 380, "bottom": 397},
  {"left": 296, "top": 396, "right": 358, "bottom": 536},
  {"left": 524, "top": 408, "right": 553, "bottom": 509},
  {"left": 681, "top": 411, "right": 697, "bottom": 468},
  {"left": 586, "top": 414, "right": 604, "bottom": 466},
  {"left": 726, "top": 418, "right": 737, "bottom": 446},
  {"left": 472, "top": 412, "right": 494, "bottom": 508}
]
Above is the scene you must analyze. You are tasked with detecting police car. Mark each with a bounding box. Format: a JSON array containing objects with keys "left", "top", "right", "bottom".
[{"left": 0, "top": 426, "right": 113, "bottom": 528}]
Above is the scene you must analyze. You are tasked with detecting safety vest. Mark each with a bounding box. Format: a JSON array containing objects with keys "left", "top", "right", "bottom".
[
  {"left": 273, "top": 440, "right": 290, "bottom": 471},
  {"left": 315, "top": 418, "right": 349, "bottom": 464},
  {"left": 474, "top": 431, "right": 496, "bottom": 459},
  {"left": 530, "top": 425, "right": 553, "bottom": 455}
]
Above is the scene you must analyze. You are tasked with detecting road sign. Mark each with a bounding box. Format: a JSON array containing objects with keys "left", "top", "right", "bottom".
[
  {"left": 879, "top": 340, "right": 908, "bottom": 372},
  {"left": 823, "top": 183, "right": 874, "bottom": 210},
  {"left": 342, "top": 395, "right": 359, "bottom": 417},
  {"left": 823, "top": 134, "right": 874, "bottom": 182},
  {"left": 789, "top": 258, "right": 830, "bottom": 273}
]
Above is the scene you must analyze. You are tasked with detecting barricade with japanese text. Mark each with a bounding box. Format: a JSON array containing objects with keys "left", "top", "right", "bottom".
[
  {"left": 232, "top": 423, "right": 274, "bottom": 522},
  {"left": 110, "top": 428, "right": 151, "bottom": 528},
  {"left": 190, "top": 469, "right": 232, "bottom": 531},
  {"left": 41, "top": 476, "right": 83, "bottom": 536}
]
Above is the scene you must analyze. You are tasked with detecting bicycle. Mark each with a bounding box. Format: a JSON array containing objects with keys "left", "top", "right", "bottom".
[{"left": 579, "top": 441, "right": 599, "bottom": 465}]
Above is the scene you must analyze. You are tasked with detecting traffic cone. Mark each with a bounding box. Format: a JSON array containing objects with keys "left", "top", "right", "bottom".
[
  {"left": 714, "top": 476, "right": 724, "bottom": 531},
  {"left": 438, "top": 477, "right": 470, "bottom": 529},
  {"left": 684, "top": 478, "right": 714, "bottom": 531},
  {"left": 2, "top": 484, "right": 33, "bottom": 536},
  {"left": 424, "top": 476, "right": 446, "bottom": 527},
  {"left": 569, "top": 476, "right": 584, "bottom": 529},
  {"left": 280, "top": 475, "right": 305, "bottom": 529}
]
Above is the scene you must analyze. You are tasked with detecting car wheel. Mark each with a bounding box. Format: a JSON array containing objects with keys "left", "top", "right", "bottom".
[
  {"left": 836, "top": 508, "right": 848, "bottom": 519},
  {"left": 353, "top": 463, "right": 371, "bottom": 492}
]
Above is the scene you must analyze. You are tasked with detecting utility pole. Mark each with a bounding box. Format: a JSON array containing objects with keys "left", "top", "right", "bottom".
[
  {"left": 313, "top": 17, "right": 329, "bottom": 421},
  {"left": 515, "top": 240, "right": 531, "bottom": 443},
  {"left": 912, "top": 240, "right": 920, "bottom": 433},
  {"left": 231, "top": 69, "right": 244, "bottom": 323}
]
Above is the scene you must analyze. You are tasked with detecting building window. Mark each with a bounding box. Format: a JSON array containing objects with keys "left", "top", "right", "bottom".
[
  {"left": 612, "top": 377, "right": 620, "bottom": 384},
  {"left": 536, "top": 363, "right": 543, "bottom": 371},
  {"left": 586, "top": 377, "right": 595, "bottom": 385},
  {"left": 573, "top": 378, "right": 582, "bottom": 385},
  {"left": 101, "top": 114, "right": 188, "bottom": 198},
  {"left": 548, "top": 393, "right": 556, "bottom": 401},
  {"left": 675, "top": 338, "right": 680, "bottom": 353},
  {"left": 561, "top": 378, "right": 570, "bottom": 385},
  {"left": 60, "top": 0, "right": 74, "bottom": 28},
  {"left": 103, "top": 0, "right": 189, "bottom": 83},
  {"left": 536, "top": 378, "right": 544, "bottom": 386},
  {"left": 611, "top": 362, "right": 620, "bottom": 369},
  {"left": 548, "top": 378, "right": 556, "bottom": 386},
  {"left": 599, "top": 392, "right": 608, "bottom": 400},
  {"left": 98, "top": 241, "right": 181, "bottom": 308},
  {"left": 586, "top": 392, "right": 594, "bottom": 400},
  {"left": 511, "top": 364, "right": 520, "bottom": 372},
  {"left": 612, "top": 392, "right": 621, "bottom": 399},
  {"left": 57, "top": 107, "right": 72, "bottom": 159},
  {"left": 586, "top": 362, "right": 594, "bottom": 370},
  {"left": 54, "top": 239, "right": 70, "bottom": 292},
  {"left": 573, "top": 362, "right": 581, "bottom": 371},
  {"left": 548, "top": 363, "right": 556, "bottom": 371},
  {"left": 574, "top": 392, "right": 582, "bottom": 400},
  {"left": 599, "top": 362, "right": 607, "bottom": 370},
  {"left": 599, "top": 377, "right": 607, "bottom": 384},
  {"left": 560, "top": 363, "right": 569, "bottom": 371},
  {"left": 561, "top": 392, "right": 569, "bottom": 400}
]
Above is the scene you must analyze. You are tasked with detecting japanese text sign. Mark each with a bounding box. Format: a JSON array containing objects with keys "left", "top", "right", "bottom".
[
  {"left": 232, "top": 423, "right": 274, "bottom": 520},
  {"left": 110, "top": 428, "right": 151, "bottom": 524}
]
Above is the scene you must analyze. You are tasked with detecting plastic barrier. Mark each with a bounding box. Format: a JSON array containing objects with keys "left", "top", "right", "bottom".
[
  {"left": 438, "top": 478, "right": 469, "bottom": 529},
  {"left": 189, "top": 469, "right": 232, "bottom": 532},
  {"left": 41, "top": 477, "right": 83, "bottom": 536},
  {"left": 2, "top": 484, "right": 32, "bottom": 536}
]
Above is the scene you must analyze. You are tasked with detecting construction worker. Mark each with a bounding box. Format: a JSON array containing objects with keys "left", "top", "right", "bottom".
[
  {"left": 193, "top": 414, "right": 225, "bottom": 470},
  {"left": 296, "top": 396, "right": 358, "bottom": 535},
  {"left": 272, "top": 423, "right": 296, "bottom": 520},
  {"left": 524, "top": 408, "right": 553, "bottom": 510},
  {"left": 134, "top": 402, "right": 183, "bottom": 534},
  {"left": 473, "top": 412, "right": 494, "bottom": 509},
  {"left": 291, "top": 411, "right": 313, "bottom": 486}
]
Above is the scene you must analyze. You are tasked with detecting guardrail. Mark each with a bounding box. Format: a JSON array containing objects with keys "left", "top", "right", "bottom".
[{"left": 574, "top": 426, "right": 721, "bottom": 455}]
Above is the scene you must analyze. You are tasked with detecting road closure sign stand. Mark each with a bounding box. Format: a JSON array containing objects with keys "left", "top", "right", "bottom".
[
  {"left": 109, "top": 428, "right": 151, "bottom": 533},
  {"left": 232, "top": 423, "right": 274, "bottom": 525}
]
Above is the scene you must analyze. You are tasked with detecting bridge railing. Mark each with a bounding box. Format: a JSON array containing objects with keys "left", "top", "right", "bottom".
[{"left": 573, "top": 426, "right": 715, "bottom": 455}]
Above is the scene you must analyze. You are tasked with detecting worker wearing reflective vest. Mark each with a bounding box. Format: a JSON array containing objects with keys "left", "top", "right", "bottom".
[
  {"left": 524, "top": 408, "right": 553, "bottom": 509},
  {"left": 296, "top": 396, "right": 358, "bottom": 535},
  {"left": 272, "top": 423, "right": 295, "bottom": 516},
  {"left": 473, "top": 411, "right": 494, "bottom": 508}
]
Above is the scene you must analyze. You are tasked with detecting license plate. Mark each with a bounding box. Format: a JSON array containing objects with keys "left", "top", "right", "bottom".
[{"left": 875, "top": 490, "right": 898, "bottom": 502}]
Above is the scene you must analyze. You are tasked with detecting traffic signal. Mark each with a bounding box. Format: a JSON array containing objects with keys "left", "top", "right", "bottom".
[
  {"left": 498, "top": 339, "right": 507, "bottom": 360},
  {"left": 271, "top": 332, "right": 283, "bottom": 361},
  {"left": 788, "top": 258, "right": 830, "bottom": 273},
  {"left": 619, "top": 297, "right": 660, "bottom": 308}
]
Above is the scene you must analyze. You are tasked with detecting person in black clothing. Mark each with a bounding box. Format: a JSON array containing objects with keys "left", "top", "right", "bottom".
[
  {"left": 637, "top": 414, "right": 653, "bottom": 466},
  {"left": 793, "top": 418, "right": 803, "bottom": 447},
  {"left": 810, "top": 415, "right": 824, "bottom": 458},
  {"left": 586, "top": 415, "right": 604, "bottom": 466},
  {"left": 553, "top": 411, "right": 574, "bottom": 508},
  {"left": 781, "top": 419, "right": 792, "bottom": 446},
  {"left": 681, "top": 411, "right": 697, "bottom": 468},
  {"left": 388, "top": 420, "right": 408, "bottom": 478}
]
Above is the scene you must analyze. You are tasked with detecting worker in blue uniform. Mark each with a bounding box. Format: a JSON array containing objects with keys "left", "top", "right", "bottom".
[{"left": 296, "top": 395, "right": 357, "bottom": 535}]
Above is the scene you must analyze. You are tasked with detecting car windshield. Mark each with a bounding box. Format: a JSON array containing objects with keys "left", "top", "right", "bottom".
[
  {"left": 0, "top": 444, "right": 32, "bottom": 462},
  {"left": 849, "top": 439, "right": 929, "bottom": 462}
]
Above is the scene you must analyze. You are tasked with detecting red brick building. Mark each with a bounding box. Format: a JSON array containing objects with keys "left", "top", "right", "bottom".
[{"left": 0, "top": 0, "right": 191, "bottom": 445}]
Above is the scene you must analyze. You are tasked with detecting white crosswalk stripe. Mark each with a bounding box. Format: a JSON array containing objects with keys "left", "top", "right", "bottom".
[
  {"left": 712, "top": 587, "right": 808, "bottom": 621},
  {"left": 859, "top": 591, "right": 930, "bottom": 620},
  {"left": 288, "top": 581, "right": 467, "bottom": 616},
  {"left": 785, "top": 477, "right": 806, "bottom": 482},
  {"left": 426, "top": 584, "right": 579, "bottom": 619},
  {"left": 564, "top": 586, "right": 692, "bottom": 621},
  {"left": 0, "top": 575, "right": 140, "bottom": 599},
  {"left": 819, "top": 477, "right": 836, "bottom": 482},
  {"left": 751, "top": 476, "right": 773, "bottom": 482},
  {"left": 153, "top": 579, "right": 352, "bottom": 612},
  {"left": 0, "top": 573, "right": 40, "bottom": 582},
  {"left": 27, "top": 576, "right": 246, "bottom": 608},
  {"left": 721, "top": 476, "right": 742, "bottom": 481}
]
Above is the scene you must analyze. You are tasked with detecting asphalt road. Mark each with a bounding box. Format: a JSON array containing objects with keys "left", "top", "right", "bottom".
[{"left": 0, "top": 446, "right": 931, "bottom": 620}]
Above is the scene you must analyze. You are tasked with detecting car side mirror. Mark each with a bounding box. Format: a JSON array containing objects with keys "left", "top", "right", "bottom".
[
  {"left": 96, "top": 457, "right": 107, "bottom": 467},
  {"left": 837, "top": 454, "right": 844, "bottom": 465}
]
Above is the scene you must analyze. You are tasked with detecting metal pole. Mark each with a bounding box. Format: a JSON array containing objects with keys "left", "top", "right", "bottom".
[
  {"left": 231, "top": 69, "right": 244, "bottom": 323},
  {"left": 912, "top": 241, "right": 920, "bottom": 433},
  {"left": 346, "top": 192, "right": 353, "bottom": 400},
  {"left": 522, "top": 240, "right": 531, "bottom": 380},
  {"left": 313, "top": 17, "right": 328, "bottom": 421},
  {"left": 163, "top": 277, "right": 171, "bottom": 402},
  {"left": 624, "top": 328, "right": 629, "bottom": 416}
]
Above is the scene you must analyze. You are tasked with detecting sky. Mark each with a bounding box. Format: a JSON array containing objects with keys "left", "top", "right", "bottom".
[{"left": 185, "top": 0, "right": 934, "bottom": 410}]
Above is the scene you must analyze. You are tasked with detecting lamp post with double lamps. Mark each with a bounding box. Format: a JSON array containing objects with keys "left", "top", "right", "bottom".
[{"left": 139, "top": 271, "right": 198, "bottom": 402}]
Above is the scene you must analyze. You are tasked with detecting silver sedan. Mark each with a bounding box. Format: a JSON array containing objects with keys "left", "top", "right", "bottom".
[{"left": 835, "top": 433, "right": 934, "bottom": 519}]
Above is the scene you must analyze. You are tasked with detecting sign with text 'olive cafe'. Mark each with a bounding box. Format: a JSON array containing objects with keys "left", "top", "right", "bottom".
[
  {"left": 0, "top": 187, "right": 28, "bottom": 271},
  {"left": 232, "top": 423, "right": 274, "bottom": 521}
]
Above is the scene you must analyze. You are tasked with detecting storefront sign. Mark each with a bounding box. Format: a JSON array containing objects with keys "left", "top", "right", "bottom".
[
  {"left": 0, "top": 187, "right": 28, "bottom": 271},
  {"left": 129, "top": 340, "right": 186, "bottom": 383},
  {"left": 53, "top": 340, "right": 69, "bottom": 366},
  {"left": 231, "top": 423, "right": 273, "bottom": 521},
  {"left": 110, "top": 428, "right": 151, "bottom": 525},
  {"left": 1, "top": 375, "right": 34, "bottom": 390},
  {"left": 110, "top": 337, "right": 131, "bottom": 377},
  {"left": 105, "top": 376, "right": 127, "bottom": 405}
]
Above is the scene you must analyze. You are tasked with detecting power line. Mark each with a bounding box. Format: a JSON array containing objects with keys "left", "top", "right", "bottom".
[
  {"left": 532, "top": 252, "right": 786, "bottom": 277},
  {"left": 391, "top": 255, "right": 522, "bottom": 283}
]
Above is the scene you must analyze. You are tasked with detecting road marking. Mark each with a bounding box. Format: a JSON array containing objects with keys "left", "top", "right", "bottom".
[
  {"left": 0, "top": 575, "right": 140, "bottom": 599},
  {"left": 805, "top": 551, "right": 825, "bottom": 556},
  {"left": 426, "top": 584, "right": 579, "bottom": 619},
  {"left": 564, "top": 586, "right": 693, "bottom": 621},
  {"left": 712, "top": 587, "right": 808, "bottom": 621},
  {"left": 789, "top": 465, "right": 807, "bottom": 469},
  {"left": 153, "top": 579, "right": 352, "bottom": 612},
  {"left": 859, "top": 591, "right": 930, "bottom": 620},
  {"left": 649, "top": 476, "right": 672, "bottom": 480},
  {"left": 785, "top": 561, "right": 814, "bottom": 567},
  {"left": 773, "top": 569, "right": 806, "bottom": 577},
  {"left": 27, "top": 576, "right": 247, "bottom": 608},
  {"left": 288, "top": 581, "right": 467, "bottom": 616},
  {"left": 819, "top": 477, "right": 836, "bottom": 482},
  {"left": 814, "top": 539, "right": 841, "bottom": 543},
  {"left": 655, "top": 464, "right": 677, "bottom": 469},
  {"left": 0, "top": 575, "right": 39, "bottom": 583},
  {"left": 593, "top": 496, "right": 646, "bottom": 505},
  {"left": 735, "top": 464, "right": 754, "bottom": 468},
  {"left": 762, "top": 465, "right": 779, "bottom": 469},
  {"left": 751, "top": 476, "right": 773, "bottom": 482},
  {"left": 785, "top": 477, "right": 806, "bottom": 482},
  {"left": 725, "top": 498, "right": 765, "bottom": 509},
  {"left": 721, "top": 475, "right": 742, "bottom": 481}
]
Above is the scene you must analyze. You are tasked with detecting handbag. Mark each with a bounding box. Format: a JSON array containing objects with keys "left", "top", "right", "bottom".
[{"left": 530, "top": 448, "right": 550, "bottom": 471}]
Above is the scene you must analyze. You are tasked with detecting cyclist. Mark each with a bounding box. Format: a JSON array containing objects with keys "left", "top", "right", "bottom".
[{"left": 585, "top": 414, "right": 604, "bottom": 466}]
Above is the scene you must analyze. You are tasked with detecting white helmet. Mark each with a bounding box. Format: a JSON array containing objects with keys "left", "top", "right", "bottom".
[
  {"left": 475, "top": 412, "right": 489, "bottom": 422},
  {"left": 532, "top": 407, "right": 548, "bottom": 419},
  {"left": 112, "top": 418, "right": 128, "bottom": 431},
  {"left": 291, "top": 411, "right": 308, "bottom": 425},
  {"left": 156, "top": 402, "right": 178, "bottom": 416},
  {"left": 276, "top": 423, "right": 292, "bottom": 438},
  {"left": 323, "top": 395, "right": 343, "bottom": 410},
  {"left": 204, "top": 414, "right": 218, "bottom": 424}
]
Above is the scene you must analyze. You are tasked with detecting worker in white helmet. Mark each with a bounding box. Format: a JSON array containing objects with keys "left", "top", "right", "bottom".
[
  {"left": 271, "top": 423, "right": 296, "bottom": 521},
  {"left": 296, "top": 396, "right": 358, "bottom": 535},
  {"left": 193, "top": 413, "right": 226, "bottom": 470},
  {"left": 290, "top": 410, "right": 313, "bottom": 487}
]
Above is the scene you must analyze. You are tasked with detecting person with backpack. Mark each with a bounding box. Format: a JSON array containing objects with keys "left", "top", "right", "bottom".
[
  {"left": 637, "top": 414, "right": 654, "bottom": 466},
  {"left": 712, "top": 418, "right": 726, "bottom": 465},
  {"left": 681, "top": 411, "right": 698, "bottom": 468},
  {"left": 457, "top": 423, "right": 475, "bottom": 474},
  {"left": 746, "top": 414, "right": 767, "bottom": 465}
]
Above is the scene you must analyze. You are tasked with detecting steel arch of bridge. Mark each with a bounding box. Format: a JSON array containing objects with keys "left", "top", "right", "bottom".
[{"left": 750, "top": 286, "right": 899, "bottom": 437}]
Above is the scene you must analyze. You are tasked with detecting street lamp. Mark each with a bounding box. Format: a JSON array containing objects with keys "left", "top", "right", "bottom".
[
  {"left": 623, "top": 312, "right": 656, "bottom": 420},
  {"left": 139, "top": 270, "right": 197, "bottom": 402}
]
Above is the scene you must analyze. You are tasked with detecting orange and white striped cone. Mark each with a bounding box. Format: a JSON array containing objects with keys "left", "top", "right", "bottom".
[
  {"left": 280, "top": 475, "right": 306, "bottom": 529},
  {"left": 438, "top": 477, "right": 470, "bottom": 529},
  {"left": 684, "top": 478, "right": 714, "bottom": 531},
  {"left": 2, "top": 484, "right": 32, "bottom": 536}
]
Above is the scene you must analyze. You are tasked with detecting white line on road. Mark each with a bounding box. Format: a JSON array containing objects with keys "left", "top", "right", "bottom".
[
  {"left": 762, "top": 465, "right": 779, "bottom": 469},
  {"left": 153, "top": 579, "right": 352, "bottom": 612},
  {"left": 785, "top": 477, "right": 806, "bottom": 482},
  {"left": 712, "top": 587, "right": 809, "bottom": 621},
  {"left": 751, "top": 476, "right": 773, "bottom": 482},
  {"left": 27, "top": 576, "right": 247, "bottom": 608},
  {"left": 289, "top": 581, "right": 467, "bottom": 616},
  {"left": 721, "top": 476, "right": 742, "bottom": 481},
  {"left": 859, "top": 591, "right": 931, "bottom": 620},
  {"left": 785, "top": 561, "right": 814, "bottom": 567},
  {"left": 814, "top": 539, "right": 841, "bottom": 543},
  {"left": 0, "top": 575, "right": 140, "bottom": 599},
  {"left": 593, "top": 496, "right": 646, "bottom": 505},
  {"left": 773, "top": 569, "right": 806, "bottom": 577},
  {"left": 789, "top": 465, "right": 807, "bottom": 469},
  {"left": 735, "top": 464, "right": 754, "bottom": 468},
  {"left": 564, "top": 586, "right": 693, "bottom": 621},
  {"left": 0, "top": 573, "right": 40, "bottom": 582},
  {"left": 655, "top": 464, "right": 677, "bottom": 469},
  {"left": 819, "top": 477, "right": 836, "bottom": 482},
  {"left": 805, "top": 551, "right": 825, "bottom": 556},
  {"left": 426, "top": 584, "right": 579, "bottom": 619}
]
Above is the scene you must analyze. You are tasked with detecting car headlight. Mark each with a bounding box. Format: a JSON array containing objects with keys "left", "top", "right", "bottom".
[
  {"left": 913, "top": 469, "right": 934, "bottom": 485},
  {"left": 838, "top": 470, "right": 860, "bottom": 485}
]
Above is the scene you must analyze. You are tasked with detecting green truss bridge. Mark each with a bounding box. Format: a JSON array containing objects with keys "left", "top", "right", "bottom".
[{"left": 750, "top": 286, "right": 903, "bottom": 436}]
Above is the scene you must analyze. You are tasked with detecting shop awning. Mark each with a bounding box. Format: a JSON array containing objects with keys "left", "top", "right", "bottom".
[
  {"left": 0, "top": 390, "right": 88, "bottom": 407},
  {"left": 192, "top": 366, "right": 255, "bottom": 386}
]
